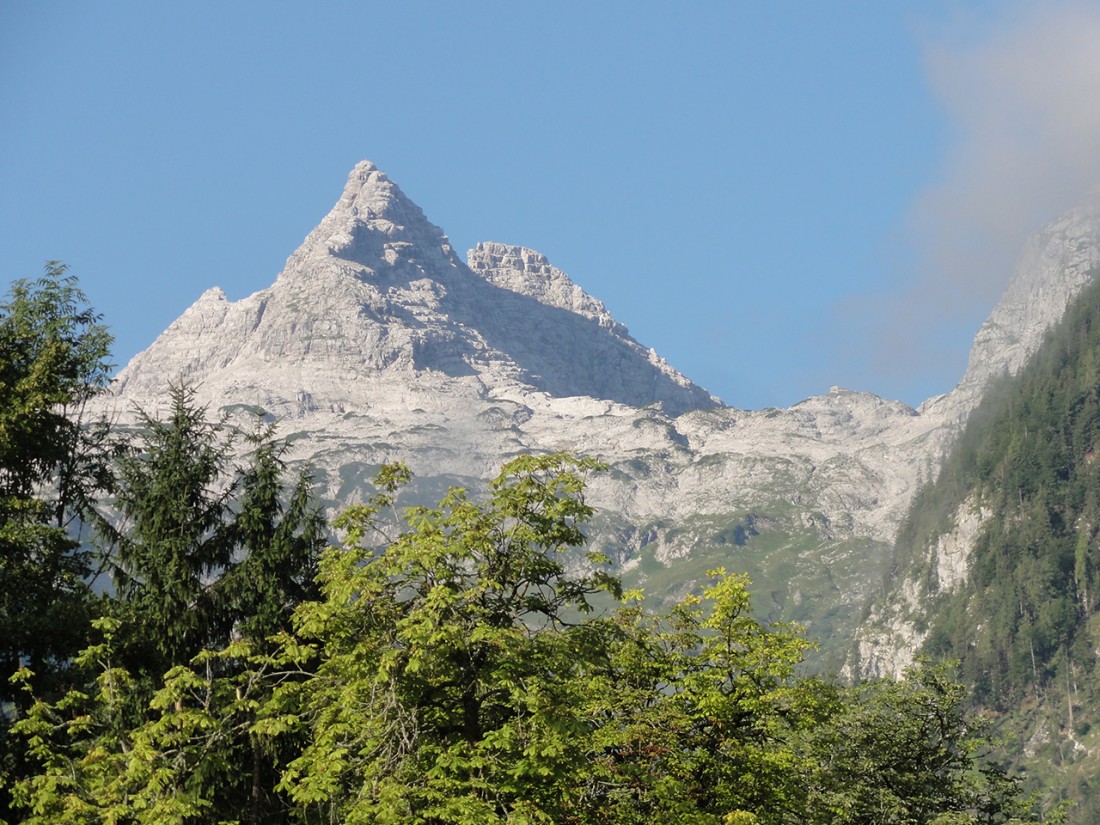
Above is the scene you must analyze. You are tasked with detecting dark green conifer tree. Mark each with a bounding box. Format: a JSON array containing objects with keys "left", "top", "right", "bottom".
[
  {"left": 0, "top": 263, "right": 113, "bottom": 690},
  {"left": 104, "top": 391, "right": 326, "bottom": 675},
  {"left": 105, "top": 385, "right": 232, "bottom": 675},
  {"left": 219, "top": 422, "right": 325, "bottom": 645}
]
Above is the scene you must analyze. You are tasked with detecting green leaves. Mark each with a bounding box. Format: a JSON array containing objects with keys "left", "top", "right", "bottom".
[
  {"left": 266, "top": 454, "right": 612, "bottom": 821},
  {"left": 791, "top": 661, "right": 1053, "bottom": 824},
  {"left": 8, "top": 452, "right": 1048, "bottom": 823},
  {"left": 10, "top": 629, "right": 281, "bottom": 824}
]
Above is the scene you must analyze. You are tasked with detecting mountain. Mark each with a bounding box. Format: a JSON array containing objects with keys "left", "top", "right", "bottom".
[
  {"left": 853, "top": 272, "right": 1100, "bottom": 820},
  {"left": 93, "top": 162, "right": 1100, "bottom": 671},
  {"left": 855, "top": 189, "right": 1100, "bottom": 679},
  {"left": 112, "top": 161, "right": 715, "bottom": 418}
]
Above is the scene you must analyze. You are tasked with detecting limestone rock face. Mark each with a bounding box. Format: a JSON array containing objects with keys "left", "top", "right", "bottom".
[
  {"left": 94, "top": 161, "right": 1100, "bottom": 671},
  {"left": 112, "top": 162, "right": 717, "bottom": 420},
  {"left": 851, "top": 496, "right": 990, "bottom": 679}
]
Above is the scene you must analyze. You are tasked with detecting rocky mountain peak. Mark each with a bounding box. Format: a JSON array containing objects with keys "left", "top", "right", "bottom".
[
  {"left": 105, "top": 161, "right": 718, "bottom": 418},
  {"left": 280, "top": 160, "right": 462, "bottom": 283},
  {"left": 467, "top": 242, "right": 628, "bottom": 336}
]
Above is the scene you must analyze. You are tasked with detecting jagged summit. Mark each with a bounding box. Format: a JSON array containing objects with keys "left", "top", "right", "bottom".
[
  {"left": 280, "top": 160, "right": 462, "bottom": 281},
  {"left": 106, "top": 161, "right": 718, "bottom": 417},
  {"left": 468, "top": 243, "right": 628, "bottom": 336}
]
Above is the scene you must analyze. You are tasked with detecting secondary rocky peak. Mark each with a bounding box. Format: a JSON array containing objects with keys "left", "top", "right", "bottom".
[
  {"left": 467, "top": 242, "right": 627, "bottom": 334},
  {"left": 920, "top": 189, "right": 1100, "bottom": 421}
]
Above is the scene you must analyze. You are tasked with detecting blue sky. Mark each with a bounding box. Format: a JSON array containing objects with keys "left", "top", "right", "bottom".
[{"left": 5, "top": 1, "right": 1100, "bottom": 409}]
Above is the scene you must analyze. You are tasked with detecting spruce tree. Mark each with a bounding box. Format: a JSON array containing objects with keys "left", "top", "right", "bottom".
[
  {"left": 106, "top": 385, "right": 231, "bottom": 674},
  {"left": 219, "top": 421, "right": 325, "bottom": 646},
  {"left": 0, "top": 263, "right": 113, "bottom": 689}
]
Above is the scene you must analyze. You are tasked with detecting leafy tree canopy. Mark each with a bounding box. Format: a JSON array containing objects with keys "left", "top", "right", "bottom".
[{"left": 9, "top": 455, "right": 1053, "bottom": 824}]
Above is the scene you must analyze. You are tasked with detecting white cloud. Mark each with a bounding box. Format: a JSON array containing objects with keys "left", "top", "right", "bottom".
[
  {"left": 914, "top": 0, "right": 1100, "bottom": 306},
  {"left": 846, "top": 1, "right": 1100, "bottom": 402}
]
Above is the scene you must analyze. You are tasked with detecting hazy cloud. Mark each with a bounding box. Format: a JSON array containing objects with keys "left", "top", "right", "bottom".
[
  {"left": 849, "top": 2, "right": 1100, "bottom": 402},
  {"left": 917, "top": 1, "right": 1100, "bottom": 298}
]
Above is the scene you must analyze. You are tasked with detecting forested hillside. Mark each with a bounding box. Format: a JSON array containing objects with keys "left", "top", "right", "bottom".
[{"left": 886, "top": 268, "right": 1100, "bottom": 817}]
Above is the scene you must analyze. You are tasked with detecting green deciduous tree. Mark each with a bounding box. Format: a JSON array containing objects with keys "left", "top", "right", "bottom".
[
  {"left": 796, "top": 662, "right": 1046, "bottom": 824},
  {"left": 0, "top": 263, "right": 113, "bottom": 510},
  {"left": 9, "top": 455, "right": 1052, "bottom": 824},
  {"left": 272, "top": 454, "right": 619, "bottom": 823},
  {"left": 9, "top": 617, "right": 281, "bottom": 824}
]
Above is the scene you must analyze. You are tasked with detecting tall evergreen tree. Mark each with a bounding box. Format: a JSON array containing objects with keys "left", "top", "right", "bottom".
[
  {"left": 105, "top": 385, "right": 232, "bottom": 674},
  {"left": 0, "top": 263, "right": 114, "bottom": 688},
  {"left": 219, "top": 421, "right": 325, "bottom": 645},
  {"left": 103, "top": 390, "right": 326, "bottom": 676}
]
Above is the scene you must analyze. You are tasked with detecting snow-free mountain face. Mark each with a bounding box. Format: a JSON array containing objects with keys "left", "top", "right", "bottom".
[
  {"left": 112, "top": 161, "right": 716, "bottom": 419},
  {"left": 95, "top": 161, "right": 1100, "bottom": 671}
]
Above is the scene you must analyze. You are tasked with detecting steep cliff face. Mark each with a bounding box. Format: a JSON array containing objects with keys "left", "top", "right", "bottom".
[
  {"left": 852, "top": 494, "right": 990, "bottom": 679},
  {"left": 922, "top": 188, "right": 1100, "bottom": 423}
]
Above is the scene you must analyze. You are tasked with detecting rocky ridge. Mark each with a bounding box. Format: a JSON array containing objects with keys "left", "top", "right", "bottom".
[
  {"left": 856, "top": 188, "right": 1100, "bottom": 677},
  {"left": 94, "top": 163, "right": 1100, "bottom": 670}
]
